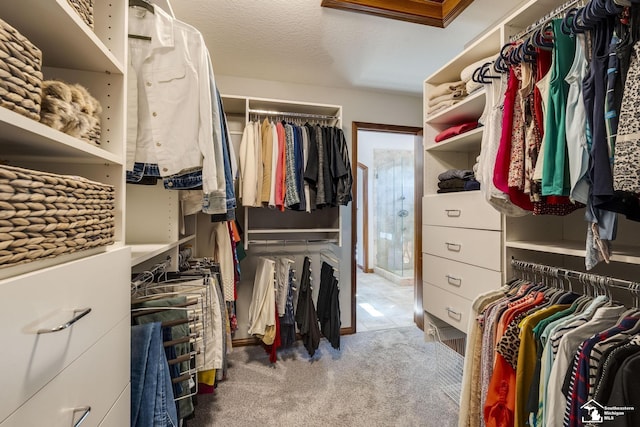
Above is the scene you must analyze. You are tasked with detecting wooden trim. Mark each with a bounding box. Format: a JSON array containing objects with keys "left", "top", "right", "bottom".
[
  {"left": 352, "top": 122, "right": 424, "bottom": 334},
  {"left": 357, "top": 162, "right": 369, "bottom": 273},
  {"left": 321, "top": 0, "right": 474, "bottom": 28},
  {"left": 413, "top": 131, "right": 424, "bottom": 330}
]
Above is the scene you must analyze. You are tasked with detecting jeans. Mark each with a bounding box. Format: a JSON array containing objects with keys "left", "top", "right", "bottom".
[
  {"left": 131, "top": 322, "right": 178, "bottom": 427},
  {"left": 127, "top": 162, "right": 203, "bottom": 190}
]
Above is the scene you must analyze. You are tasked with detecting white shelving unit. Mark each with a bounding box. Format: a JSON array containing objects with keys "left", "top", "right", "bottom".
[
  {"left": 0, "top": 1, "right": 130, "bottom": 425},
  {"left": 422, "top": 0, "right": 640, "bottom": 336},
  {"left": 215, "top": 94, "right": 344, "bottom": 341}
]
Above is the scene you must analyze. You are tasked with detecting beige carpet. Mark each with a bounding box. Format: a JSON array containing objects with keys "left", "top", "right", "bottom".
[{"left": 186, "top": 326, "right": 460, "bottom": 427}]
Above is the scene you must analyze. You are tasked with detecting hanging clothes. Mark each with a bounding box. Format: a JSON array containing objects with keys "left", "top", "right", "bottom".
[
  {"left": 317, "top": 261, "right": 341, "bottom": 349},
  {"left": 126, "top": 5, "right": 226, "bottom": 205},
  {"left": 295, "top": 256, "right": 321, "bottom": 357},
  {"left": 247, "top": 256, "right": 276, "bottom": 344},
  {"left": 238, "top": 121, "right": 352, "bottom": 209},
  {"left": 463, "top": 263, "right": 640, "bottom": 427}
]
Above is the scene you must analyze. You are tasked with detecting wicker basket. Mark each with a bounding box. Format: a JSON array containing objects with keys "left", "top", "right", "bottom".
[
  {"left": 0, "top": 164, "right": 115, "bottom": 268},
  {"left": 0, "top": 18, "right": 43, "bottom": 121},
  {"left": 67, "top": 0, "right": 94, "bottom": 29}
]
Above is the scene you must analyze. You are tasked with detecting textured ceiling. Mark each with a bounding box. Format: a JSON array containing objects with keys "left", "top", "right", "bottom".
[{"left": 171, "top": 0, "right": 524, "bottom": 96}]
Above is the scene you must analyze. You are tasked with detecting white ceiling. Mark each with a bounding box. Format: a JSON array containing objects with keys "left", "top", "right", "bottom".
[{"left": 170, "top": 0, "right": 526, "bottom": 96}]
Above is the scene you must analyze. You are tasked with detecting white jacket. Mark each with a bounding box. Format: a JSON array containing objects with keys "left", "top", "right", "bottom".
[{"left": 127, "top": 6, "right": 219, "bottom": 194}]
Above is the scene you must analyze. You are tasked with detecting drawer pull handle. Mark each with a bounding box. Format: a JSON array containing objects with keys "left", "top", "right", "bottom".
[
  {"left": 446, "top": 275, "right": 462, "bottom": 287},
  {"left": 445, "top": 242, "right": 461, "bottom": 252},
  {"left": 73, "top": 406, "right": 91, "bottom": 427},
  {"left": 37, "top": 308, "right": 92, "bottom": 334},
  {"left": 445, "top": 209, "right": 461, "bottom": 217},
  {"left": 446, "top": 307, "right": 462, "bottom": 320}
]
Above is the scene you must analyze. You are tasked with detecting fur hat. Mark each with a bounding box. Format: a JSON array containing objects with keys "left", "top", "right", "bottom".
[{"left": 39, "top": 80, "right": 102, "bottom": 144}]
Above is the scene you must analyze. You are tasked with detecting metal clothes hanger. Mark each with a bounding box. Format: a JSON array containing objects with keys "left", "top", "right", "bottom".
[
  {"left": 128, "top": 0, "right": 154, "bottom": 41},
  {"left": 129, "top": 0, "right": 154, "bottom": 13}
]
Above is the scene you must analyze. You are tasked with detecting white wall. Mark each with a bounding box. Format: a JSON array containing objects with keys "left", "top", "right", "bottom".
[
  {"left": 217, "top": 74, "right": 422, "bottom": 330},
  {"left": 357, "top": 130, "right": 415, "bottom": 272}
]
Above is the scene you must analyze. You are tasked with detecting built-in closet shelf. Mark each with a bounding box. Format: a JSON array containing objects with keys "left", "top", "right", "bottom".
[
  {"left": 2, "top": 0, "right": 124, "bottom": 74},
  {"left": 0, "top": 108, "right": 122, "bottom": 164},
  {"left": 425, "top": 127, "right": 484, "bottom": 152},
  {"left": 425, "top": 90, "right": 486, "bottom": 127},
  {"left": 129, "top": 235, "right": 196, "bottom": 266},
  {"left": 506, "top": 240, "right": 640, "bottom": 264}
]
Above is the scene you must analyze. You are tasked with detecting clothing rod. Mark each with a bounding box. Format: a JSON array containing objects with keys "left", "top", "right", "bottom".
[
  {"left": 510, "top": 259, "right": 640, "bottom": 293},
  {"left": 509, "top": 0, "right": 584, "bottom": 41},
  {"left": 248, "top": 238, "right": 339, "bottom": 245},
  {"left": 247, "top": 108, "right": 339, "bottom": 120}
]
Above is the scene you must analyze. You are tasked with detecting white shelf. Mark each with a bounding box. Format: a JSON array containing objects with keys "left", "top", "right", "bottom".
[
  {"left": 129, "top": 235, "right": 196, "bottom": 266},
  {"left": 0, "top": 107, "right": 122, "bottom": 164},
  {"left": 426, "top": 26, "right": 501, "bottom": 85},
  {"left": 505, "top": 240, "right": 640, "bottom": 264},
  {"left": 1, "top": 0, "right": 124, "bottom": 74},
  {"left": 425, "top": 90, "right": 486, "bottom": 126},
  {"left": 425, "top": 127, "right": 483, "bottom": 152}
]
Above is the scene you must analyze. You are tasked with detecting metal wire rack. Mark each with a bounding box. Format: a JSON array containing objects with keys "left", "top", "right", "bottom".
[{"left": 424, "top": 314, "right": 466, "bottom": 404}]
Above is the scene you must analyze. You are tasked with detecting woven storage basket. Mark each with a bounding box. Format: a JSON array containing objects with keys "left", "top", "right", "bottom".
[
  {"left": 0, "top": 164, "right": 115, "bottom": 268},
  {"left": 0, "top": 18, "right": 43, "bottom": 121},
  {"left": 67, "top": 0, "right": 94, "bottom": 29}
]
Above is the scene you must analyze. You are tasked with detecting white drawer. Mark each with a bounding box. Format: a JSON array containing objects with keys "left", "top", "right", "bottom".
[
  {"left": 99, "top": 385, "right": 130, "bottom": 427},
  {"left": 423, "top": 254, "right": 501, "bottom": 299},
  {"left": 423, "top": 282, "right": 471, "bottom": 334},
  {"left": 1, "top": 318, "right": 130, "bottom": 427},
  {"left": 422, "top": 225, "right": 501, "bottom": 271},
  {"left": 0, "top": 247, "right": 130, "bottom": 423},
  {"left": 423, "top": 192, "right": 501, "bottom": 230}
]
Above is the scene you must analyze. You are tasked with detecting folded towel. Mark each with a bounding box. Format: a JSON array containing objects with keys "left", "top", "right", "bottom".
[
  {"left": 434, "top": 121, "right": 479, "bottom": 142},
  {"left": 437, "top": 188, "right": 466, "bottom": 194},
  {"left": 466, "top": 79, "right": 484, "bottom": 95},
  {"left": 438, "top": 169, "right": 474, "bottom": 181},
  {"left": 464, "top": 179, "right": 481, "bottom": 191},
  {"left": 428, "top": 80, "right": 466, "bottom": 100},
  {"left": 460, "top": 55, "right": 498, "bottom": 83},
  {"left": 438, "top": 178, "right": 467, "bottom": 189},
  {"left": 427, "top": 99, "right": 461, "bottom": 115},
  {"left": 427, "top": 90, "right": 467, "bottom": 107}
]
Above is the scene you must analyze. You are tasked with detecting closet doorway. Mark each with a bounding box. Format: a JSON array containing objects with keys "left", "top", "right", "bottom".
[{"left": 351, "top": 123, "right": 424, "bottom": 332}]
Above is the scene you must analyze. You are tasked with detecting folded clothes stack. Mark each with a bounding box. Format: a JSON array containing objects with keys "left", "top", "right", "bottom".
[
  {"left": 437, "top": 169, "right": 480, "bottom": 193},
  {"left": 434, "top": 120, "right": 479, "bottom": 143},
  {"left": 460, "top": 55, "right": 497, "bottom": 95},
  {"left": 426, "top": 80, "right": 467, "bottom": 115}
]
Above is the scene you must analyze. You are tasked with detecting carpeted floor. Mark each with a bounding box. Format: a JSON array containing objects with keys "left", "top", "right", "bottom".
[{"left": 187, "top": 326, "right": 460, "bottom": 427}]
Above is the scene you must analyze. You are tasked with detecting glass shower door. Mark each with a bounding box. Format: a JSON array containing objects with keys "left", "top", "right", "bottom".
[{"left": 374, "top": 149, "right": 414, "bottom": 278}]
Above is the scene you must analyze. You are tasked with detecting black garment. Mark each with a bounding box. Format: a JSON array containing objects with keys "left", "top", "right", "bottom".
[
  {"left": 280, "top": 267, "right": 297, "bottom": 348},
  {"left": 295, "top": 256, "right": 321, "bottom": 356},
  {"left": 320, "top": 126, "right": 334, "bottom": 207},
  {"left": 333, "top": 128, "right": 353, "bottom": 206},
  {"left": 588, "top": 18, "right": 616, "bottom": 206},
  {"left": 594, "top": 339, "right": 639, "bottom": 402},
  {"left": 316, "top": 261, "right": 340, "bottom": 349},
  {"left": 606, "top": 351, "right": 640, "bottom": 427},
  {"left": 304, "top": 123, "right": 319, "bottom": 211}
]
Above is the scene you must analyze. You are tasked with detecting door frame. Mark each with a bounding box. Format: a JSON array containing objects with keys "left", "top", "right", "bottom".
[
  {"left": 351, "top": 122, "right": 424, "bottom": 333},
  {"left": 356, "top": 162, "right": 372, "bottom": 273}
]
